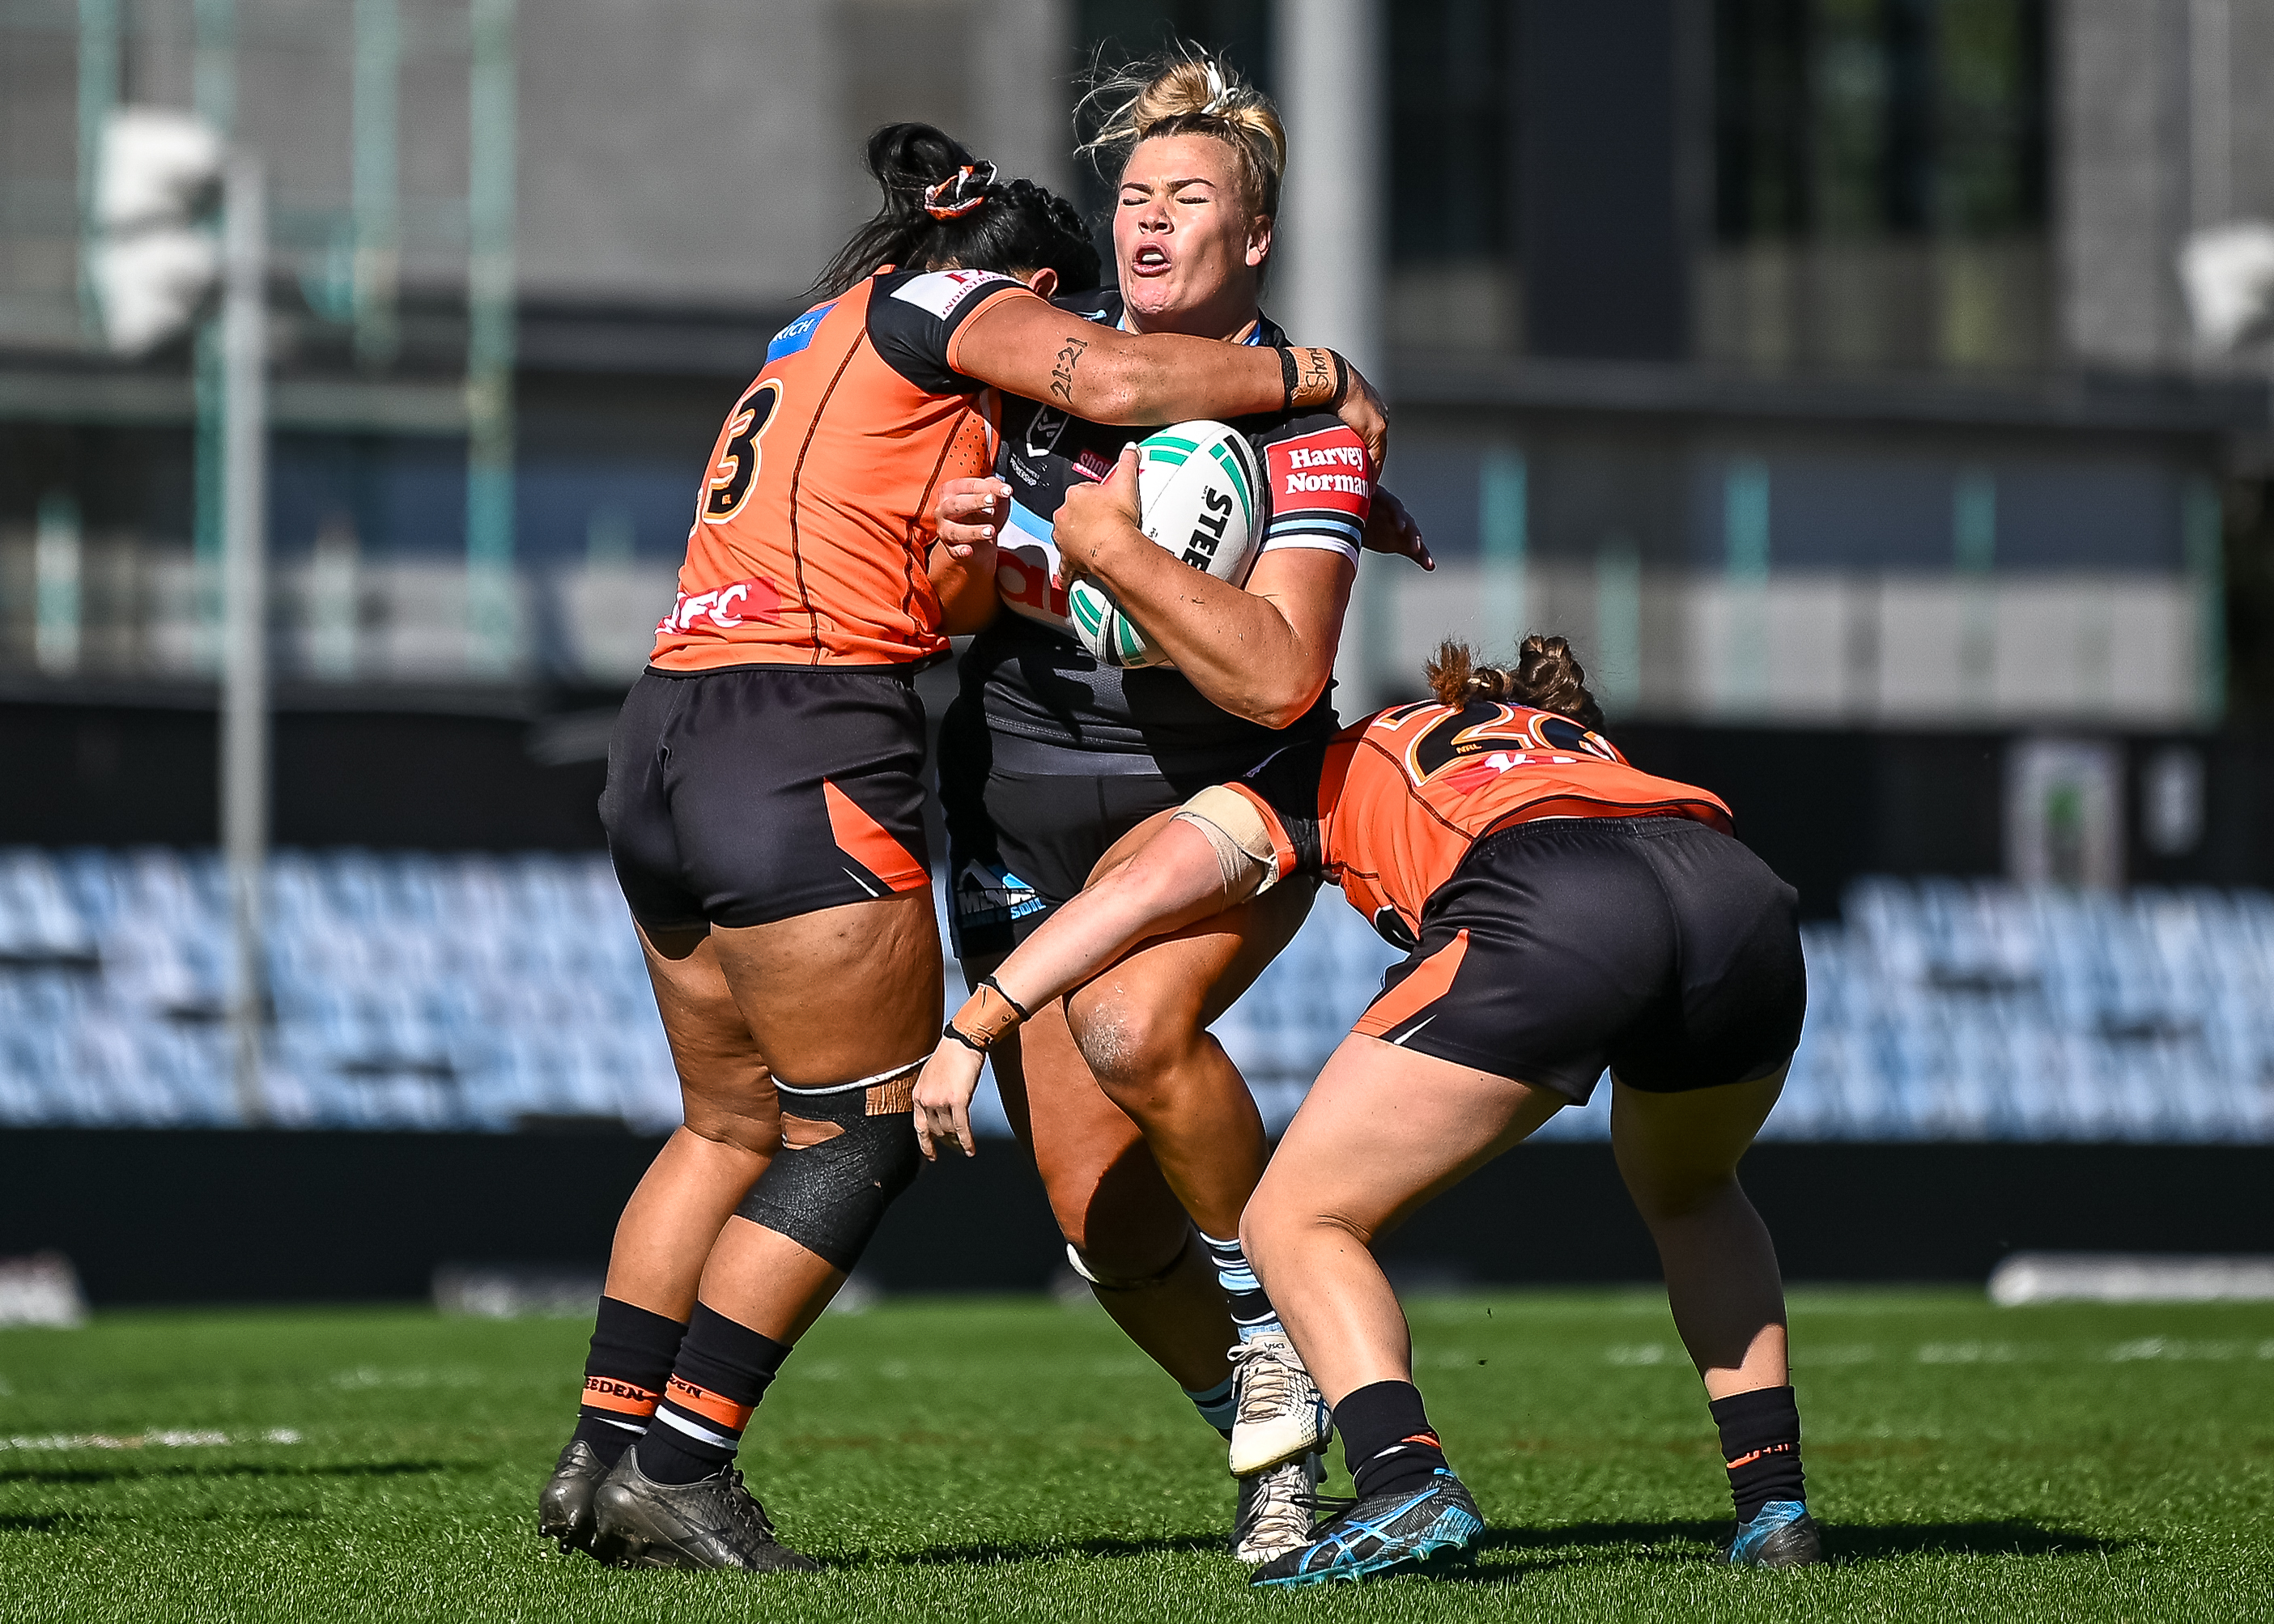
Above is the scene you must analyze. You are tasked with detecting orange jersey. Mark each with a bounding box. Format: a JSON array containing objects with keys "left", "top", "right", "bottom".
[
  {"left": 650, "top": 268, "right": 1036, "bottom": 671},
  {"left": 1227, "top": 700, "right": 1733, "bottom": 945}
]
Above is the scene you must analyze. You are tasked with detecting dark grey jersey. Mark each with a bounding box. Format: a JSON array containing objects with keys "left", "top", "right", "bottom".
[{"left": 963, "top": 289, "right": 1371, "bottom": 770}]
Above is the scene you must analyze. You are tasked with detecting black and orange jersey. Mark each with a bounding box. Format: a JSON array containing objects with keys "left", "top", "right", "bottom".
[
  {"left": 1226, "top": 700, "right": 1733, "bottom": 946},
  {"left": 650, "top": 267, "right": 1038, "bottom": 672}
]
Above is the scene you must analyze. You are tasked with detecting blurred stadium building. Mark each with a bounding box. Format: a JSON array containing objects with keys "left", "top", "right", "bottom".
[{"left": 2, "top": 1, "right": 2272, "bottom": 1295}]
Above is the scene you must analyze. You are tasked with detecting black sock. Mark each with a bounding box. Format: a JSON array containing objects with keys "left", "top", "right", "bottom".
[
  {"left": 1711, "top": 1385, "right": 1805, "bottom": 1523},
  {"left": 1334, "top": 1380, "right": 1449, "bottom": 1499},
  {"left": 633, "top": 1304, "right": 793, "bottom": 1486},
  {"left": 570, "top": 1296, "right": 685, "bottom": 1468}
]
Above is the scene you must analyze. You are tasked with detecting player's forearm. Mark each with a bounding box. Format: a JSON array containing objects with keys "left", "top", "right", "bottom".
[
  {"left": 927, "top": 538, "right": 1001, "bottom": 636},
  {"left": 989, "top": 823, "right": 1237, "bottom": 1014},
  {"left": 955, "top": 300, "right": 1333, "bottom": 427},
  {"left": 1078, "top": 534, "right": 1328, "bottom": 727},
  {"left": 1070, "top": 338, "right": 1286, "bottom": 426}
]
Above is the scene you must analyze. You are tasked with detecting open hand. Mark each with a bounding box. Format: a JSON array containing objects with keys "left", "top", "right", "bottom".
[
  {"left": 933, "top": 476, "right": 1010, "bottom": 559},
  {"left": 913, "top": 1039, "right": 987, "bottom": 1159}
]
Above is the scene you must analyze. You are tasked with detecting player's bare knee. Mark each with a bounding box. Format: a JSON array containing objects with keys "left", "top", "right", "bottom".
[
  {"left": 1068, "top": 1213, "right": 1189, "bottom": 1285},
  {"left": 1065, "top": 1226, "right": 1192, "bottom": 1290},
  {"left": 1069, "top": 994, "right": 1192, "bottom": 1093},
  {"left": 1245, "top": 1198, "right": 1365, "bottom": 1267},
  {"left": 1047, "top": 1167, "right": 1185, "bottom": 1278}
]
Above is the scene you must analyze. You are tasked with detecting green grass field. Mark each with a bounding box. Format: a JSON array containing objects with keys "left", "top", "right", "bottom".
[{"left": 1, "top": 1290, "right": 2269, "bottom": 1622}]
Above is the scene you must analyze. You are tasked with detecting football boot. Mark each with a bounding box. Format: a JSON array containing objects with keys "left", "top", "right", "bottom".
[
  {"left": 1727, "top": 1499, "right": 1823, "bottom": 1567},
  {"left": 537, "top": 1438, "right": 611, "bottom": 1555},
  {"left": 589, "top": 1449, "right": 819, "bottom": 1572},
  {"left": 1250, "top": 1468, "right": 1482, "bottom": 1588},
  {"left": 1231, "top": 1450, "right": 1324, "bottom": 1564},
  {"left": 1227, "top": 1331, "right": 1329, "bottom": 1476}
]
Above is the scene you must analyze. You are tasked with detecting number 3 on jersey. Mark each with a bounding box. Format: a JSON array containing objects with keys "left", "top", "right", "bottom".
[{"left": 703, "top": 379, "right": 784, "bottom": 523}]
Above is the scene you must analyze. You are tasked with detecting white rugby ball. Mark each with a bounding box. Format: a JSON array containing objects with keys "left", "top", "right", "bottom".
[{"left": 1066, "top": 421, "right": 1260, "bottom": 670}]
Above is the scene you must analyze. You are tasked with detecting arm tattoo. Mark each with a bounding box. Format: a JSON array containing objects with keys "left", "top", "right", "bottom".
[{"left": 1049, "top": 336, "right": 1089, "bottom": 405}]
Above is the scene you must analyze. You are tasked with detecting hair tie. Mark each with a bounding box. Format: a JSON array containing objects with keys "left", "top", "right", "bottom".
[
  {"left": 923, "top": 161, "right": 999, "bottom": 219},
  {"left": 1201, "top": 61, "right": 1228, "bottom": 115}
]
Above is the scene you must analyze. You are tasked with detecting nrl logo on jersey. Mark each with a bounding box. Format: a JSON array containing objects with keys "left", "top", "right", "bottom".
[{"left": 1024, "top": 407, "right": 1069, "bottom": 458}]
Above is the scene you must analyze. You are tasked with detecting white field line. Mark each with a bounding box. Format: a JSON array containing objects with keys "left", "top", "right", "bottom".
[
  {"left": 1596, "top": 1339, "right": 2274, "bottom": 1367},
  {"left": 0, "top": 1428, "right": 301, "bottom": 1451}
]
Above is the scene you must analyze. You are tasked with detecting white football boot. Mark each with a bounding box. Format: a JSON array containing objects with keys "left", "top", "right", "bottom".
[
  {"left": 1232, "top": 1449, "right": 1325, "bottom": 1564},
  {"left": 1227, "top": 1330, "right": 1330, "bottom": 1477}
]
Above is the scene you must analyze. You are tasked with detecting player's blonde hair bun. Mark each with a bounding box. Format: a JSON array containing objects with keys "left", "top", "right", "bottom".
[{"left": 1078, "top": 48, "right": 1286, "bottom": 223}]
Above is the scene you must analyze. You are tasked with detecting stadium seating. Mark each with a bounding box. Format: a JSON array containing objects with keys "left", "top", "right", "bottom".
[
  {"left": 0, "top": 849, "right": 2268, "bottom": 1141},
  {"left": 1772, "top": 878, "right": 2274, "bottom": 1144}
]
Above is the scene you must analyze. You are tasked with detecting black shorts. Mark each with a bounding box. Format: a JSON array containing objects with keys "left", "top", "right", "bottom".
[
  {"left": 936, "top": 696, "right": 1260, "bottom": 963},
  {"left": 601, "top": 665, "right": 932, "bottom": 932},
  {"left": 1353, "top": 815, "right": 1805, "bottom": 1103}
]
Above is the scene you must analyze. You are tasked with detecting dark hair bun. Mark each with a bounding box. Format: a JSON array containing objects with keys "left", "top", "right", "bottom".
[
  {"left": 810, "top": 122, "right": 1100, "bottom": 299},
  {"left": 866, "top": 122, "right": 977, "bottom": 202}
]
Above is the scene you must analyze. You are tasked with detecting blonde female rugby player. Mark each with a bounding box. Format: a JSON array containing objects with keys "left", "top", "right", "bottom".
[{"left": 928, "top": 49, "right": 1429, "bottom": 1563}]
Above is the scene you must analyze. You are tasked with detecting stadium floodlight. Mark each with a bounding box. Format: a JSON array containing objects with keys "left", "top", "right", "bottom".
[
  {"left": 91, "top": 107, "right": 225, "bottom": 355},
  {"left": 89, "top": 108, "right": 274, "bottom": 1120},
  {"left": 92, "top": 229, "right": 223, "bottom": 356},
  {"left": 2178, "top": 221, "right": 2274, "bottom": 353}
]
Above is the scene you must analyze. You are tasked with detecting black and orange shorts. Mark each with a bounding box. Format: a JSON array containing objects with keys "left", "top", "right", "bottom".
[
  {"left": 1354, "top": 815, "right": 1806, "bottom": 1103},
  {"left": 600, "top": 665, "right": 932, "bottom": 931}
]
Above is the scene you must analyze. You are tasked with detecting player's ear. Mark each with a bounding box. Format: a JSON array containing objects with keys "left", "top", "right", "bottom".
[
  {"left": 1245, "top": 216, "right": 1273, "bottom": 271},
  {"left": 1023, "top": 266, "right": 1060, "bottom": 300}
]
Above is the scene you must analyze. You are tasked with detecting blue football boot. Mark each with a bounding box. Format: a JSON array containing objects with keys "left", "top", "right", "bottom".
[
  {"left": 1727, "top": 1499, "right": 1823, "bottom": 1567},
  {"left": 1249, "top": 1469, "right": 1482, "bottom": 1588}
]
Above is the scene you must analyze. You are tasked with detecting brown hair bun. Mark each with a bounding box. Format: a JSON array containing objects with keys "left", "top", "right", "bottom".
[{"left": 1422, "top": 635, "right": 1606, "bottom": 733}]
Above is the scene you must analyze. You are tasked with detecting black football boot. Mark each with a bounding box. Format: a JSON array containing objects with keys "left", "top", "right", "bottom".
[
  {"left": 537, "top": 1438, "right": 612, "bottom": 1555},
  {"left": 589, "top": 1448, "right": 820, "bottom": 1572}
]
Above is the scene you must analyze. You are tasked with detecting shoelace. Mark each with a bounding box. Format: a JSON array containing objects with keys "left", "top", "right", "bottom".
[
  {"left": 1242, "top": 1476, "right": 1317, "bottom": 1531},
  {"left": 1297, "top": 1485, "right": 1456, "bottom": 1557},
  {"left": 720, "top": 1469, "right": 779, "bottom": 1541},
  {"left": 1231, "top": 1342, "right": 1313, "bottom": 1423}
]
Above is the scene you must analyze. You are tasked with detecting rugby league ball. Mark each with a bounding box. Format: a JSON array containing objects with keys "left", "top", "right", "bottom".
[{"left": 1066, "top": 421, "right": 1260, "bottom": 670}]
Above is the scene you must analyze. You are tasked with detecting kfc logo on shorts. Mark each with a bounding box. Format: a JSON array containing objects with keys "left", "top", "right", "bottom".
[
  {"left": 1265, "top": 431, "right": 1370, "bottom": 513},
  {"left": 660, "top": 575, "right": 784, "bottom": 636}
]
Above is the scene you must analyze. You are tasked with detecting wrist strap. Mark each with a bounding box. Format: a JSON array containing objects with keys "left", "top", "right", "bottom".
[
  {"left": 941, "top": 1020, "right": 990, "bottom": 1054},
  {"left": 945, "top": 979, "right": 1027, "bottom": 1052},
  {"left": 1328, "top": 350, "right": 1350, "bottom": 408},
  {"left": 1276, "top": 346, "right": 1299, "bottom": 417},
  {"left": 976, "top": 975, "right": 1031, "bottom": 1022}
]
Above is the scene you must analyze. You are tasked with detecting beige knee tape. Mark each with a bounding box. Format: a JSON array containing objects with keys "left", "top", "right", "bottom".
[{"left": 1172, "top": 784, "right": 1281, "bottom": 899}]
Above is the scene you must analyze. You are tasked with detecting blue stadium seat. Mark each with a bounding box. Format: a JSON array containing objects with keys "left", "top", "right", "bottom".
[{"left": 0, "top": 852, "right": 2266, "bottom": 1141}]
